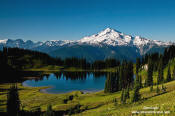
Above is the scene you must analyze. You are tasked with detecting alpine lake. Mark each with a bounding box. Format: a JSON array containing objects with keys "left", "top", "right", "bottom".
[{"left": 22, "top": 71, "right": 108, "bottom": 94}]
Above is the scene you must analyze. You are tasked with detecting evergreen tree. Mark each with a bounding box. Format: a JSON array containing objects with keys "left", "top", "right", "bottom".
[
  {"left": 166, "top": 65, "right": 172, "bottom": 82},
  {"left": 44, "top": 105, "right": 54, "bottom": 116},
  {"left": 115, "top": 71, "right": 120, "bottom": 92},
  {"left": 104, "top": 72, "right": 119, "bottom": 93},
  {"left": 120, "top": 89, "right": 126, "bottom": 104},
  {"left": 157, "top": 57, "right": 164, "bottom": 84},
  {"left": 146, "top": 58, "right": 153, "bottom": 86},
  {"left": 131, "top": 83, "right": 141, "bottom": 103},
  {"left": 156, "top": 84, "right": 160, "bottom": 94},
  {"left": 139, "top": 76, "right": 142, "bottom": 88},
  {"left": 135, "top": 75, "right": 142, "bottom": 89},
  {"left": 173, "top": 65, "right": 175, "bottom": 80},
  {"left": 104, "top": 73, "right": 115, "bottom": 93},
  {"left": 123, "top": 90, "right": 127, "bottom": 104},
  {"left": 128, "top": 61, "right": 134, "bottom": 87},
  {"left": 119, "top": 66, "right": 124, "bottom": 90},
  {"left": 125, "top": 86, "right": 130, "bottom": 99},
  {"left": 104, "top": 73, "right": 111, "bottom": 93},
  {"left": 150, "top": 85, "right": 153, "bottom": 92},
  {"left": 7, "top": 84, "right": 20, "bottom": 116},
  {"left": 136, "top": 58, "right": 141, "bottom": 74},
  {"left": 135, "top": 74, "right": 139, "bottom": 85}
]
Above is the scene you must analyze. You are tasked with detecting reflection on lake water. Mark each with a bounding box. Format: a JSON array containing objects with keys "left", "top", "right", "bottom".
[{"left": 23, "top": 72, "right": 107, "bottom": 94}]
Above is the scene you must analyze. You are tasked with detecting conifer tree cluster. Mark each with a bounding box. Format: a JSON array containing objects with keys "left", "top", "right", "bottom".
[
  {"left": 104, "top": 73, "right": 119, "bottom": 93},
  {"left": 104, "top": 61, "right": 134, "bottom": 93}
]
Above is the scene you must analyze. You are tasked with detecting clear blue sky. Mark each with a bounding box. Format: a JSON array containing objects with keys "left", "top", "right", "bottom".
[{"left": 0, "top": 0, "right": 175, "bottom": 42}]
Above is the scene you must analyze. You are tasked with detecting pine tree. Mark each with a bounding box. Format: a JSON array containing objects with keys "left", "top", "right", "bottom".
[
  {"left": 158, "top": 57, "right": 164, "bottom": 84},
  {"left": 123, "top": 90, "right": 127, "bottom": 104},
  {"left": 125, "top": 86, "right": 130, "bottom": 99},
  {"left": 136, "top": 75, "right": 142, "bottom": 89},
  {"left": 120, "top": 89, "right": 124, "bottom": 104},
  {"left": 136, "top": 58, "right": 141, "bottom": 74},
  {"left": 135, "top": 74, "right": 139, "bottom": 85},
  {"left": 150, "top": 85, "right": 153, "bottom": 92},
  {"left": 173, "top": 65, "right": 175, "bottom": 80},
  {"left": 131, "top": 83, "right": 141, "bottom": 103},
  {"left": 115, "top": 70, "right": 120, "bottom": 92},
  {"left": 128, "top": 61, "right": 134, "bottom": 87},
  {"left": 166, "top": 65, "right": 172, "bottom": 82},
  {"left": 119, "top": 66, "right": 123, "bottom": 90},
  {"left": 104, "top": 73, "right": 116, "bottom": 93},
  {"left": 44, "top": 104, "right": 54, "bottom": 116},
  {"left": 156, "top": 84, "right": 160, "bottom": 94},
  {"left": 146, "top": 58, "right": 153, "bottom": 86},
  {"left": 7, "top": 84, "right": 20, "bottom": 116},
  {"left": 104, "top": 73, "right": 112, "bottom": 93},
  {"left": 139, "top": 76, "right": 142, "bottom": 88}
]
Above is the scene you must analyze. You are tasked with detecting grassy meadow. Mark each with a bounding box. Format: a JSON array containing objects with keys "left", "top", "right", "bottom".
[{"left": 1, "top": 80, "right": 175, "bottom": 115}]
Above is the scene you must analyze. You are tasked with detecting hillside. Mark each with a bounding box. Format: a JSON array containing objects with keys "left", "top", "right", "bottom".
[{"left": 1, "top": 46, "right": 175, "bottom": 115}]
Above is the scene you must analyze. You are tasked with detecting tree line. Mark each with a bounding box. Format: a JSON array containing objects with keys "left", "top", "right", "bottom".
[{"left": 0, "top": 47, "right": 121, "bottom": 71}]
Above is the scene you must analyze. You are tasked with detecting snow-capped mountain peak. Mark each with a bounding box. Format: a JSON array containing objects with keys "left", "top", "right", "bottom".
[
  {"left": 79, "top": 28, "right": 133, "bottom": 46},
  {"left": 98, "top": 28, "right": 121, "bottom": 36},
  {"left": 0, "top": 39, "right": 8, "bottom": 44},
  {"left": 79, "top": 28, "right": 172, "bottom": 47}
]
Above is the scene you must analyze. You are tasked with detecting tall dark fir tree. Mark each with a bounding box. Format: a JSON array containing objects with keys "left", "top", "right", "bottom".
[
  {"left": 166, "top": 66, "right": 171, "bottom": 82},
  {"left": 173, "top": 65, "right": 175, "bottom": 80},
  {"left": 136, "top": 58, "right": 141, "bottom": 74},
  {"left": 146, "top": 58, "right": 153, "bottom": 86},
  {"left": 158, "top": 57, "right": 164, "bottom": 84},
  {"left": 131, "top": 83, "right": 141, "bottom": 103},
  {"left": 7, "top": 84, "right": 20, "bottom": 116},
  {"left": 104, "top": 73, "right": 113, "bottom": 93}
]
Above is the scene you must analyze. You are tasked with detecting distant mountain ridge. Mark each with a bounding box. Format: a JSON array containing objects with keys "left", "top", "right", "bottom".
[{"left": 0, "top": 28, "right": 173, "bottom": 61}]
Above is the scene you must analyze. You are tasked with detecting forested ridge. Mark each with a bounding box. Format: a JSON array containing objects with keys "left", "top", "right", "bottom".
[{"left": 0, "top": 47, "right": 121, "bottom": 71}]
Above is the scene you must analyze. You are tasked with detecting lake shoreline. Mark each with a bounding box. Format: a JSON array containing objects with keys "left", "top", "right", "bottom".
[{"left": 22, "top": 82, "right": 103, "bottom": 94}]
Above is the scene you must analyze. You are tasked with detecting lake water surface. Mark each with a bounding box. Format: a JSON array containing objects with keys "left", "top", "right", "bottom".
[{"left": 23, "top": 72, "right": 107, "bottom": 94}]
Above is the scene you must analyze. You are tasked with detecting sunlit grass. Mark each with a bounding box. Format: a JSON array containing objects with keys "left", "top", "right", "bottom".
[{"left": 1, "top": 80, "right": 175, "bottom": 115}]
